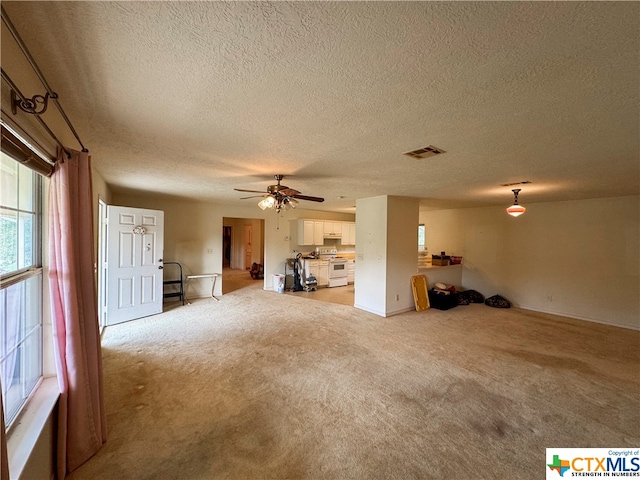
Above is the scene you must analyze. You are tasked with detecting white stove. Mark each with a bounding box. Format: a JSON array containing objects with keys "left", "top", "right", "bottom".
[{"left": 318, "top": 248, "right": 348, "bottom": 287}]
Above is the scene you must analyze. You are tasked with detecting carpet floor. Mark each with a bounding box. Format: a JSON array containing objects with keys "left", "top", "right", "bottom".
[{"left": 69, "top": 280, "right": 639, "bottom": 480}]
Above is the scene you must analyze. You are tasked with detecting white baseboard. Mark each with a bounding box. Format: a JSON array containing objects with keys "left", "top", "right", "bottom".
[
  {"left": 354, "top": 304, "right": 415, "bottom": 317},
  {"left": 517, "top": 305, "right": 640, "bottom": 331},
  {"left": 385, "top": 306, "right": 416, "bottom": 317},
  {"left": 354, "top": 303, "right": 386, "bottom": 317}
]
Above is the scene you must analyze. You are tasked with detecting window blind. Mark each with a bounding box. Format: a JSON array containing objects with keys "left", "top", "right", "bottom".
[{"left": 1, "top": 125, "right": 54, "bottom": 177}]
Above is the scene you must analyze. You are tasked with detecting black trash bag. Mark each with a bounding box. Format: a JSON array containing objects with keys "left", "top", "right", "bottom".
[
  {"left": 484, "top": 294, "right": 511, "bottom": 308},
  {"left": 457, "top": 289, "right": 485, "bottom": 305}
]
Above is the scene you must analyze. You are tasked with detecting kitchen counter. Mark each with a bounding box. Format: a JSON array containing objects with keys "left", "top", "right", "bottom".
[
  {"left": 302, "top": 253, "right": 356, "bottom": 260},
  {"left": 418, "top": 264, "right": 462, "bottom": 270}
]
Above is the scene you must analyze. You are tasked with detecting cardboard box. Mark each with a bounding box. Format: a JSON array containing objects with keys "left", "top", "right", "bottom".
[{"left": 431, "top": 254, "right": 450, "bottom": 266}]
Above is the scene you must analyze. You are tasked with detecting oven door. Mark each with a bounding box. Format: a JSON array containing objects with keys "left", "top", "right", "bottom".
[{"left": 329, "top": 260, "right": 348, "bottom": 278}]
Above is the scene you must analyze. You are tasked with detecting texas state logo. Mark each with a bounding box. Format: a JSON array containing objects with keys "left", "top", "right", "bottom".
[{"left": 546, "top": 448, "right": 640, "bottom": 479}]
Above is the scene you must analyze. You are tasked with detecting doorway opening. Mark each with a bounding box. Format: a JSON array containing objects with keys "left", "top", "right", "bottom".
[
  {"left": 222, "top": 217, "right": 264, "bottom": 293},
  {"left": 223, "top": 226, "right": 232, "bottom": 268}
]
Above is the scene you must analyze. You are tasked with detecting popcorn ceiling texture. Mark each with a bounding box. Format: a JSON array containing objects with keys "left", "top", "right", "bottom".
[
  {"left": 66, "top": 281, "right": 639, "bottom": 479},
  {"left": 2, "top": 2, "right": 638, "bottom": 210}
]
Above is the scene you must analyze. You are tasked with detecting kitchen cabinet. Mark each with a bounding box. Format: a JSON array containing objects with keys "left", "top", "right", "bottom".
[
  {"left": 306, "top": 261, "right": 318, "bottom": 282},
  {"left": 304, "top": 259, "right": 329, "bottom": 287},
  {"left": 317, "top": 261, "right": 329, "bottom": 287},
  {"left": 298, "top": 220, "right": 324, "bottom": 245},
  {"left": 323, "top": 221, "right": 342, "bottom": 238},
  {"left": 313, "top": 222, "right": 324, "bottom": 245},
  {"left": 298, "top": 219, "right": 356, "bottom": 245},
  {"left": 342, "top": 222, "right": 356, "bottom": 245}
]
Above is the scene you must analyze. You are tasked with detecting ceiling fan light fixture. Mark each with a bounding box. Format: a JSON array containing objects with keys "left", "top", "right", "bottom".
[
  {"left": 506, "top": 188, "right": 526, "bottom": 217},
  {"left": 237, "top": 175, "right": 324, "bottom": 214},
  {"left": 258, "top": 196, "right": 275, "bottom": 210}
]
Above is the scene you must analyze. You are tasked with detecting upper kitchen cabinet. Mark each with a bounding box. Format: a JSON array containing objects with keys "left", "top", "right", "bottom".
[
  {"left": 323, "top": 222, "right": 342, "bottom": 239},
  {"left": 298, "top": 220, "right": 324, "bottom": 245},
  {"left": 342, "top": 222, "right": 356, "bottom": 245}
]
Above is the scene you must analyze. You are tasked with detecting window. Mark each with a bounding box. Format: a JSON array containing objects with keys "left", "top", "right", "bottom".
[
  {"left": 418, "top": 224, "right": 426, "bottom": 251},
  {"left": 1, "top": 150, "right": 43, "bottom": 428}
]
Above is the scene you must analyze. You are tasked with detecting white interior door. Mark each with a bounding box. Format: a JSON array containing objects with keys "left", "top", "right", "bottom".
[{"left": 106, "top": 205, "right": 164, "bottom": 325}]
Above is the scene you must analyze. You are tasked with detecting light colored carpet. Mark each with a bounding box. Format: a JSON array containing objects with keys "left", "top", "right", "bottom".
[{"left": 70, "top": 282, "right": 640, "bottom": 480}]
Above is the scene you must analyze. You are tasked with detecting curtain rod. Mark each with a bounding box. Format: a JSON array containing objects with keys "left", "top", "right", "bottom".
[
  {"left": 1, "top": 68, "right": 70, "bottom": 158},
  {"left": 1, "top": 5, "right": 88, "bottom": 153}
]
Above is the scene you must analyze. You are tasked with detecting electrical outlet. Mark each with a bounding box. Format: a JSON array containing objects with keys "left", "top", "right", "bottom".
[
  {"left": 395, "top": 294, "right": 400, "bottom": 301},
  {"left": 207, "top": 248, "right": 213, "bottom": 254}
]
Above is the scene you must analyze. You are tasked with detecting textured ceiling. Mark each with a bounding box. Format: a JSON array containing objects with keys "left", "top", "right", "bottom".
[{"left": 2, "top": 1, "right": 638, "bottom": 212}]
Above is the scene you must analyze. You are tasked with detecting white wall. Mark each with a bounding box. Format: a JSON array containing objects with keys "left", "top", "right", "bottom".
[
  {"left": 420, "top": 195, "right": 640, "bottom": 329},
  {"left": 354, "top": 196, "right": 388, "bottom": 316},
  {"left": 385, "top": 196, "right": 419, "bottom": 316},
  {"left": 18, "top": 410, "right": 56, "bottom": 480},
  {"left": 355, "top": 195, "right": 419, "bottom": 317},
  {"left": 419, "top": 209, "right": 466, "bottom": 259}
]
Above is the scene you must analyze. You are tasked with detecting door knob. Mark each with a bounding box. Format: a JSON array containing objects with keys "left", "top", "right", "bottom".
[
  {"left": 158, "top": 266, "right": 163, "bottom": 269},
  {"left": 159, "top": 259, "right": 163, "bottom": 262}
]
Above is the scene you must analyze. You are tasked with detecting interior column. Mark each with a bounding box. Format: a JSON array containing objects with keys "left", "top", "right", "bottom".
[{"left": 354, "top": 195, "right": 419, "bottom": 317}]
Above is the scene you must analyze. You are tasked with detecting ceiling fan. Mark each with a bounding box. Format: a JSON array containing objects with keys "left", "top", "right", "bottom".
[{"left": 235, "top": 174, "right": 324, "bottom": 212}]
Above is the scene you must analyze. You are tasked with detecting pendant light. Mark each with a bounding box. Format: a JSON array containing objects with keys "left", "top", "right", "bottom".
[{"left": 506, "top": 188, "right": 526, "bottom": 217}]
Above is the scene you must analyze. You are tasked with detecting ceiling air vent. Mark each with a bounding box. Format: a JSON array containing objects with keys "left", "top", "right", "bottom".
[
  {"left": 500, "top": 180, "right": 532, "bottom": 187},
  {"left": 402, "top": 145, "right": 446, "bottom": 159}
]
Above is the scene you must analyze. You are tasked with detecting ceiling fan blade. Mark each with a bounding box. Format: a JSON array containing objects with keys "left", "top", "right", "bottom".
[
  {"left": 234, "top": 188, "right": 266, "bottom": 193},
  {"left": 280, "top": 188, "right": 300, "bottom": 197},
  {"left": 240, "top": 195, "right": 267, "bottom": 199},
  {"left": 292, "top": 194, "right": 325, "bottom": 203}
]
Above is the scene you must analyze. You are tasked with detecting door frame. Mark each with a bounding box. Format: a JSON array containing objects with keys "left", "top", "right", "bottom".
[
  {"left": 222, "top": 217, "right": 265, "bottom": 271},
  {"left": 223, "top": 225, "right": 233, "bottom": 268},
  {"left": 98, "top": 197, "right": 108, "bottom": 329}
]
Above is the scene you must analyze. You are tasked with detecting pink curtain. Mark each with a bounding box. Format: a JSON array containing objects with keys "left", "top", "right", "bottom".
[
  {"left": 1, "top": 381, "right": 8, "bottom": 479},
  {"left": 49, "top": 148, "right": 106, "bottom": 478}
]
